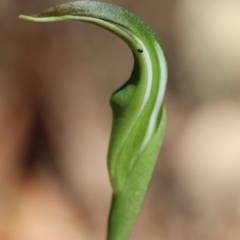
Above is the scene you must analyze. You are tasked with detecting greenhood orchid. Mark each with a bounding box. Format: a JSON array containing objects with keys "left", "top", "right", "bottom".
[{"left": 20, "top": 1, "right": 167, "bottom": 240}]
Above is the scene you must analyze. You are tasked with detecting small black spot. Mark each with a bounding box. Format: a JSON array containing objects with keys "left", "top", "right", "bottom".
[{"left": 138, "top": 49, "right": 143, "bottom": 53}]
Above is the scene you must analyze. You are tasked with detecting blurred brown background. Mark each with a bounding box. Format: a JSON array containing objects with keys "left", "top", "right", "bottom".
[{"left": 1, "top": 0, "right": 240, "bottom": 239}]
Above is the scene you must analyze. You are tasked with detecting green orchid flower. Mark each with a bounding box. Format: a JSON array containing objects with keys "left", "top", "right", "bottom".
[{"left": 20, "top": 1, "right": 167, "bottom": 240}]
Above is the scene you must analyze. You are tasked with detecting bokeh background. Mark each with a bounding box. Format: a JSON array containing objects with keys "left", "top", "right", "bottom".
[{"left": 1, "top": 0, "right": 240, "bottom": 239}]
